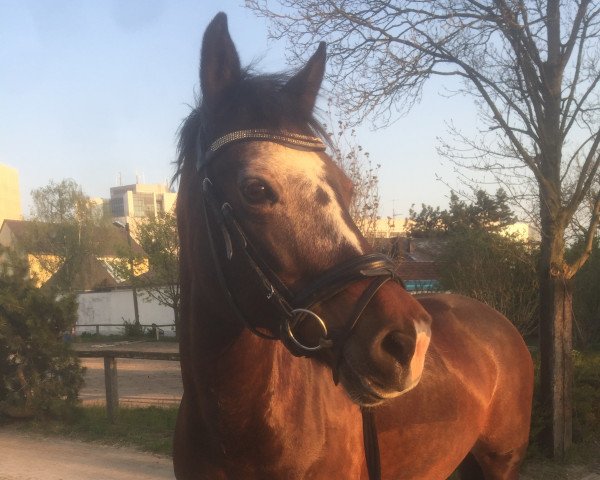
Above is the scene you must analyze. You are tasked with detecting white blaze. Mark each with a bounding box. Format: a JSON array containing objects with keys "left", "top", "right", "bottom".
[{"left": 247, "top": 143, "right": 364, "bottom": 255}]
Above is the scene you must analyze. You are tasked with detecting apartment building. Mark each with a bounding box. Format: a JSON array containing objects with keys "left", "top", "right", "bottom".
[{"left": 0, "top": 163, "right": 22, "bottom": 225}]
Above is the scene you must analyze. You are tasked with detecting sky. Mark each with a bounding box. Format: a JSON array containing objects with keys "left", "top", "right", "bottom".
[{"left": 0, "top": 0, "right": 480, "bottom": 220}]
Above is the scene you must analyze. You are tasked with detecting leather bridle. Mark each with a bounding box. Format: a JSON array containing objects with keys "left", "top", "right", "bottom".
[{"left": 197, "top": 128, "right": 398, "bottom": 480}]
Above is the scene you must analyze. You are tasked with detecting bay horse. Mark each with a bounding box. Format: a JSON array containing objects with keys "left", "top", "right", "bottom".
[{"left": 173, "top": 12, "right": 534, "bottom": 480}]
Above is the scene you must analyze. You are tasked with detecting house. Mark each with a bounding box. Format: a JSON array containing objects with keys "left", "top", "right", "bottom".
[
  {"left": 370, "top": 235, "right": 443, "bottom": 293},
  {"left": 396, "top": 260, "right": 442, "bottom": 293},
  {"left": 0, "top": 219, "right": 176, "bottom": 334},
  {"left": 0, "top": 219, "right": 147, "bottom": 289}
]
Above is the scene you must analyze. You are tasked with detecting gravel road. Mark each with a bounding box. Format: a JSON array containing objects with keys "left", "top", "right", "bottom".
[{"left": 0, "top": 429, "right": 174, "bottom": 480}]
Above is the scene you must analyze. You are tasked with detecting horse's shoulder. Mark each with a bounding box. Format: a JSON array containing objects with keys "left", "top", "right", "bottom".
[
  {"left": 415, "top": 292, "right": 492, "bottom": 316},
  {"left": 416, "top": 293, "right": 528, "bottom": 357},
  {"left": 416, "top": 292, "right": 518, "bottom": 334}
]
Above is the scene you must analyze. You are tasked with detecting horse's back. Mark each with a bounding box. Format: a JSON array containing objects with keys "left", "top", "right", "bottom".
[{"left": 375, "top": 294, "right": 533, "bottom": 479}]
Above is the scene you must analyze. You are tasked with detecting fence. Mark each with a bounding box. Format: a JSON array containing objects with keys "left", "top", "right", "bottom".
[
  {"left": 76, "top": 349, "right": 180, "bottom": 422},
  {"left": 74, "top": 323, "right": 176, "bottom": 339}
]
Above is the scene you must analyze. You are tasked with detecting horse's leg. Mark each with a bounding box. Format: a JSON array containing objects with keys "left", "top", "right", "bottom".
[{"left": 456, "top": 452, "right": 485, "bottom": 480}]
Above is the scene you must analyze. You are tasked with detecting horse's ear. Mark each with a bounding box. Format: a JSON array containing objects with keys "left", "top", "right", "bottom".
[
  {"left": 283, "top": 42, "right": 326, "bottom": 116},
  {"left": 200, "top": 12, "right": 241, "bottom": 110}
]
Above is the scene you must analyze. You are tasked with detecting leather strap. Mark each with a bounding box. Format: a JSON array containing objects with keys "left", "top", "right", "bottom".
[
  {"left": 362, "top": 408, "right": 381, "bottom": 480},
  {"left": 332, "top": 275, "right": 391, "bottom": 384}
]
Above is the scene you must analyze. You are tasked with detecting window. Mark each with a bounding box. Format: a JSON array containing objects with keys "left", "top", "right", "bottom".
[{"left": 110, "top": 197, "right": 124, "bottom": 217}]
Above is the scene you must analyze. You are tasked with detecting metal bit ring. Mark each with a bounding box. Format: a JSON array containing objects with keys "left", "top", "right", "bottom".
[{"left": 284, "top": 308, "right": 330, "bottom": 352}]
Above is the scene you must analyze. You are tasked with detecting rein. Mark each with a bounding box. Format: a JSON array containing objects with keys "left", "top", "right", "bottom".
[{"left": 197, "top": 128, "right": 394, "bottom": 480}]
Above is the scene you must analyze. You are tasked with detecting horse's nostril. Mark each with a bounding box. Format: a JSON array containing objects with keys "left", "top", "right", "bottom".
[{"left": 381, "top": 330, "right": 416, "bottom": 367}]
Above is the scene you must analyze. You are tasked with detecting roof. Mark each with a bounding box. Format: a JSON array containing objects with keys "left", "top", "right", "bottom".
[
  {"left": 371, "top": 235, "right": 446, "bottom": 262},
  {"left": 396, "top": 261, "right": 441, "bottom": 281},
  {"left": 0, "top": 219, "right": 144, "bottom": 256},
  {"left": 44, "top": 254, "right": 121, "bottom": 291}
]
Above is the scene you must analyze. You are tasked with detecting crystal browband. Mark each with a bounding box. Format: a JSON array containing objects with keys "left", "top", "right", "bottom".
[{"left": 209, "top": 129, "right": 326, "bottom": 155}]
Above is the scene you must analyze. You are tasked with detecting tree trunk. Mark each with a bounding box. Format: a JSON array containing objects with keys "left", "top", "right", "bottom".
[
  {"left": 539, "top": 230, "right": 573, "bottom": 457},
  {"left": 173, "top": 304, "right": 180, "bottom": 341}
]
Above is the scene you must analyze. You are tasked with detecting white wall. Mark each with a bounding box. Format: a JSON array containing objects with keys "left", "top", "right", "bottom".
[{"left": 76, "top": 288, "right": 176, "bottom": 336}]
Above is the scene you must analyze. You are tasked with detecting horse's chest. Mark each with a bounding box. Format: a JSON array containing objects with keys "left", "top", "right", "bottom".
[{"left": 213, "top": 391, "right": 363, "bottom": 478}]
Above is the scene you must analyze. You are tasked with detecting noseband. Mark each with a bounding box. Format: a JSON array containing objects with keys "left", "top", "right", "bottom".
[{"left": 197, "top": 128, "right": 398, "bottom": 480}]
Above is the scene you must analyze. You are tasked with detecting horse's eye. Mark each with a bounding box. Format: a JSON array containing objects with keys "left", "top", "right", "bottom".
[{"left": 242, "top": 179, "right": 273, "bottom": 204}]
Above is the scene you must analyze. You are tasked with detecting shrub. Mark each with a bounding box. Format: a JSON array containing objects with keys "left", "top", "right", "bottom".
[
  {"left": 529, "top": 349, "right": 600, "bottom": 453},
  {"left": 570, "top": 239, "right": 600, "bottom": 348},
  {"left": 438, "top": 229, "right": 539, "bottom": 336},
  {"left": 572, "top": 350, "right": 600, "bottom": 441},
  {"left": 121, "top": 318, "right": 144, "bottom": 338},
  {"left": 0, "top": 248, "right": 84, "bottom": 419}
]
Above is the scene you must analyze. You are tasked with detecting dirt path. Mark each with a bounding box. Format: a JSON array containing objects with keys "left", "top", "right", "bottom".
[
  {"left": 79, "top": 357, "right": 182, "bottom": 406},
  {"left": 2, "top": 427, "right": 599, "bottom": 480},
  {"left": 0, "top": 429, "right": 174, "bottom": 480}
]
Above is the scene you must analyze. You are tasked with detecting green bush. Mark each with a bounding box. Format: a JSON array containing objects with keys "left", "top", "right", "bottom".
[
  {"left": 438, "top": 229, "right": 539, "bottom": 336},
  {"left": 572, "top": 350, "right": 600, "bottom": 441},
  {"left": 0, "top": 248, "right": 84, "bottom": 419},
  {"left": 570, "top": 239, "right": 600, "bottom": 348},
  {"left": 529, "top": 349, "right": 600, "bottom": 453},
  {"left": 121, "top": 318, "right": 144, "bottom": 338}
]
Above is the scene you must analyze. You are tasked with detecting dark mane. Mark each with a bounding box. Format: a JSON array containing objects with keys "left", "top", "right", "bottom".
[{"left": 174, "top": 70, "right": 328, "bottom": 182}]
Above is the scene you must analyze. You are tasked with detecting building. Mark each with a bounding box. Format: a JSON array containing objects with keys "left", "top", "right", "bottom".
[
  {"left": 372, "top": 216, "right": 407, "bottom": 238},
  {"left": 501, "top": 221, "right": 540, "bottom": 242},
  {"left": 0, "top": 163, "right": 22, "bottom": 225},
  {"left": 0, "top": 219, "right": 147, "bottom": 288},
  {"left": 106, "top": 183, "right": 176, "bottom": 232}
]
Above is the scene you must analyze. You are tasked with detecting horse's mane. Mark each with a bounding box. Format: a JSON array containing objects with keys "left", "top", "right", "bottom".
[{"left": 173, "top": 70, "right": 328, "bottom": 183}]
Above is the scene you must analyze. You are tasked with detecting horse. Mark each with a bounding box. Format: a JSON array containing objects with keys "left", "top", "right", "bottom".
[{"left": 173, "top": 12, "right": 534, "bottom": 480}]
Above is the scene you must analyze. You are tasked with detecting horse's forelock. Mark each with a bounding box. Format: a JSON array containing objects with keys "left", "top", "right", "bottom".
[{"left": 174, "top": 70, "right": 331, "bottom": 184}]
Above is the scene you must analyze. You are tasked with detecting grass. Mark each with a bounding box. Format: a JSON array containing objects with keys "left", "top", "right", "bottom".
[{"left": 11, "top": 405, "right": 178, "bottom": 456}]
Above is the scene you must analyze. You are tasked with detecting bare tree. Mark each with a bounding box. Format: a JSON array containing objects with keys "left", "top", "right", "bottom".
[
  {"left": 247, "top": 0, "right": 600, "bottom": 456},
  {"left": 324, "top": 100, "right": 381, "bottom": 240}
]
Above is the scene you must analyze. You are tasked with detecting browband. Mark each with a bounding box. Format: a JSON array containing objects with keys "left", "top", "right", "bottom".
[{"left": 197, "top": 129, "right": 326, "bottom": 170}]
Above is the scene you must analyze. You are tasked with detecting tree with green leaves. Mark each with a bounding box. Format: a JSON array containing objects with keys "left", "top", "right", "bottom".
[
  {"left": 24, "top": 179, "right": 108, "bottom": 292},
  {"left": 247, "top": 1, "right": 600, "bottom": 454},
  {"left": 409, "top": 189, "right": 516, "bottom": 237},
  {"left": 111, "top": 212, "right": 180, "bottom": 335},
  {"left": 136, "top": 212, "right": 180, "bottom": 334},
  {"left": 0, "top": 247, "right": 84, "bottom": 418},
  {"left": 409, "top": 190, "right": 539, "bottom": 336}
]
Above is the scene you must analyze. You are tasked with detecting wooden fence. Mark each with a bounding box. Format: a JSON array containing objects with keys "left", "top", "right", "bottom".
[{"left": 76, "top": 349, "right": 180, "bottom": 422}]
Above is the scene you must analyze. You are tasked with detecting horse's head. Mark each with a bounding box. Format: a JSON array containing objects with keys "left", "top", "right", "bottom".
[{"left": 178, "top": 13, "right": 431, "bottom": 407}]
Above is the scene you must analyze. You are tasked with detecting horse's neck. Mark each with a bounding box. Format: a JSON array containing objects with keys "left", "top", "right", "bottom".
[
  {"left": 177, "top": 242, "right": 364, "bottom": 474},
  {"left": 191, "top": 327, "right": 363, "bottom": 474},
  {"left": 200, "top": 329, "right": 332, "bottom": 426}
]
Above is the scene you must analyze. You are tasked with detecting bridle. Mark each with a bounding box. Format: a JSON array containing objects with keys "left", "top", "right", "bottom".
[{"left": 196, "top": 127, "right": 400, "bottom": 480}]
